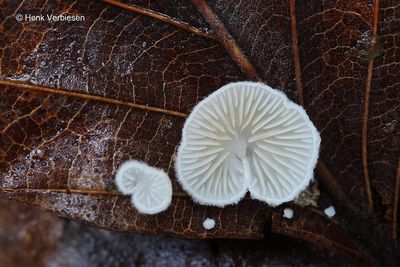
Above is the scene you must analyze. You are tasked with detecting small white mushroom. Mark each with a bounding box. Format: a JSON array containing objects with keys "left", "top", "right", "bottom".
[
  {"left": 324, "top": 206, "right": 336, "bottom": 218},
  {"left": 283, "top": 208, "right": 294, "bottom": 219},
  {"left": 203, "top": 218, "right": 215, "bottom": 230},
  {"left": 176, "top": 82, "right": 320, "bottom": 207},
  {"left": 115, "top": 160, "right": 172, "bottom": 215},
  {"left": 35, "top": 149, "right": 44, "bottom": 158}
]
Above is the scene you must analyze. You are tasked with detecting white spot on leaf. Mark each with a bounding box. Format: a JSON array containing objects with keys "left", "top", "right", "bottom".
[
  {"left": 324, "top": 206, "right": 336, "bottom": 218},
  {"left": 203, "top": 218, "right": 215, "bottom": 230},
  {"left": 283, "top": 208, "right": 294, "bottom": 219}
]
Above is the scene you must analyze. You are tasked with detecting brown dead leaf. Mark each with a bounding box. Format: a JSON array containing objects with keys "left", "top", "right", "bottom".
[{"left": 0, "top": 0, "right": 399, "bottom": 265}]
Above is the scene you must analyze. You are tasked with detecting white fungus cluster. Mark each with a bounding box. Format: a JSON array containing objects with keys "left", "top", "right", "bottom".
[
  {"left": 115, "top": 160, "right": 172, "bottom": 215},
  {"left": 176, "top": 82, "right": 320, "bottom": 207},
  {"left": 115, "top": 81, "right": 321, "bottom": 216}
]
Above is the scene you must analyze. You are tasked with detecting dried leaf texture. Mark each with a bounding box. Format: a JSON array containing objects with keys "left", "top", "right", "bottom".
[
  {"left": 123, "top": 0, "right": 210, "bottom": 30},
  {"left": 296, "top": 1, "right": 373, "bottom": 211},
  {"left": 369, "top": 1, "right": 400, "bottom": 222},
  {"left": 1, "top": 0, "right": 243, "bottom": 113},
  {"left": 0, "top": 0, "right": 399, "bottom": 265},
  {"left": 207, "top": 0, "right": 296, "bottom": 98}
]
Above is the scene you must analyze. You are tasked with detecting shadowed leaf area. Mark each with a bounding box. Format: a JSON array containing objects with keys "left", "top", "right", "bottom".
[
  {"left": 0, "top": 0, "right": 399, "bottom": 266},
  {"left": 0, "top": 199, "right": 332, "bottom": 266}
]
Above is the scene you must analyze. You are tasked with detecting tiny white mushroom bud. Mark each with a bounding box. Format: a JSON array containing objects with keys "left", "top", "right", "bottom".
[
  {"left": 115, "top": 160, "right": 172, "bottom": 215},
  {"left": 35, "top": 149, "right": 44, "bottom": 158},
  {"left": 176, "top": 82, "right": 320, "bottom": 207},
  {"left": 324, "top": 206, "right": 336, "bottom": 218},
  {"left": 203, "top": 218, "right": 215, "bottom": 230},
  {"left": 283, "top": 208, "right": 294, "bottom": 219}
]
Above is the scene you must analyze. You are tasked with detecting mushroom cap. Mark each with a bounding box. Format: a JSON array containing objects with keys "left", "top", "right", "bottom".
[
  {"left": 116, "top": 160, "right": 172, "bottom": 214},
  {"left": 176, "top": 82, "right": 320, "bottom": 207}
]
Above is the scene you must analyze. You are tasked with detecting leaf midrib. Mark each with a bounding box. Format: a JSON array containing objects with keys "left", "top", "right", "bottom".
[{"left": 0, "top": 79, "right": 188, "bottom": 118}]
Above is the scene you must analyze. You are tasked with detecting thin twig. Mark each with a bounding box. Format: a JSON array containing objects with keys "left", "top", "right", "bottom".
[
  {"left": 289, "top": 0, "right": 304, "bottom": 106},
  {"left": 362, "top": 0, "right": 380, "bottom": 214},
  {"left": 288, "top": 0, "right": 351, "bottom": 209},
  {"left": 393, "top": 159, "right": 400, "bottom": 241},
  {"left": 191, "top": 0, "right": 261, "bottom": 80},
  {"left": 102, "top": 0, "right": 213, "bottom": 39},
  {"left": 316, "top": 162, "right": 355, "bottom": 210}
]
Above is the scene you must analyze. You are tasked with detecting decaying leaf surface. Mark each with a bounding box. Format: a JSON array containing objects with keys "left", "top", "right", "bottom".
[
  {"left": 298, "top": 1, "right": 373, "bottom": 210},
  {"left": 0, "top": 199, "right": 333, "bottom": 267},
  {"left": 0, "top": 0, "right": 399, "bottom": 265}
]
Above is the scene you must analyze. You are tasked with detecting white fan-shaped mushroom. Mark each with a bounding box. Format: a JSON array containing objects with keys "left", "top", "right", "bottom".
[
  {"left": 116, "top": 160, "right": 172, "bottom": 214},
  {"left": 176, "top": 82, "right": 320, "bottom": 207}
]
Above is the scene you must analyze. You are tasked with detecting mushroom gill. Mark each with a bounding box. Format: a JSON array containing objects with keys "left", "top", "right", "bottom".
[{"left": 176, "top": 82, "right": 320, "bottom": 207}]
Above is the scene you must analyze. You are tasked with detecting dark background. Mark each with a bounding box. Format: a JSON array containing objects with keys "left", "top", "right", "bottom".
[{"left": 0, "top": 199, "right": 331, "bottom": 267}]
